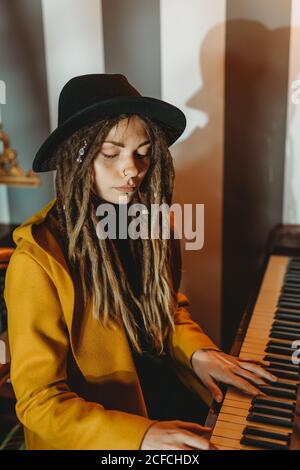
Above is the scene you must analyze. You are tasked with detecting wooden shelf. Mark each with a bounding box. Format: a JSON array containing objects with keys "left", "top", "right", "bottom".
[{"left": 0, "top": 175, "right": 40, "bottom": 187}]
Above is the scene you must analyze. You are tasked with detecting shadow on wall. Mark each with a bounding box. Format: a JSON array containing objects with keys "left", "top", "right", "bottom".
[
  {"left": 0, "top": 0, "right": 54, "bottom": 224},
  {"left": 170, "top": 20, "right": 293, "bottom": 349}
]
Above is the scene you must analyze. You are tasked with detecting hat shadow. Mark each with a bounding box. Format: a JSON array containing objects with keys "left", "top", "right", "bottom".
[{"left": 170, "top": 19, "right": 297, "bottom": 347}]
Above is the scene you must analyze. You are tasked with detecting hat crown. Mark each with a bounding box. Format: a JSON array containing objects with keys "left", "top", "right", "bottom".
[
  {"left": 33, "top": 73, "right": 186, "bottom": 172},
  {"left": 58, "top": 74, "right": 141, "bottom": 126}
]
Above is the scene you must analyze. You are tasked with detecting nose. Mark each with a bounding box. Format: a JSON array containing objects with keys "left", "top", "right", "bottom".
[{"left": 121, "top": 156, "right": 139, "bottom": 181}]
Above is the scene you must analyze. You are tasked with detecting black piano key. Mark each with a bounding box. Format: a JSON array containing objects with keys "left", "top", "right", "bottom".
[
  {"left": 247, "top": 412, "right": 293, "bottom": 428},
  {"left": 267, "top": 339, "right": 293, "bottom": 351},
  {"left": 280, "top": 283, "right": 300, "bottom": 288},
  {"left": 285, "top": 272, "right": 300, "bottom": 278},
  {"left": 252, "top": 396, "right": 296, "bottom": 411},
  {"left": 266, "top": 361, "right": 300, "bottom": 372},
  {"left": 261, "top": 380, "right": 297, "bottom": 391},
  {"left": 283, "top": 274, "right": 299, "bottom": 287},
  {"left": 282, "top": 287, "right": 300, "bottom": 295},
  {"left": 279, "top": 298, "right": 300, "bottom": 307},
  {"left": 271, "top": 326, "right": 300, "bottom": 335},
  {"left": 270, "top": 330, "right": 300, "bottom": 340},
  {"left": 283, "top": 279, "right": 299, "bottom": 290},
  {"left": 240, "top": 436, "right": 289, "bottom": 450},
  {"left": 250, "top": 405, "right": 294, "bottom": 419},
  {"left": 284, "top": 275, "right": 300, "bottom": 282},
  {"left": 282, "top": 284, "right": 300, "bottom": 291},
  {"left": 267, "top": 340, "right": 294, "bottom": 347},
  {"left": 243, "top": 425, "right": 291, "bottom": 442},
  {"left": 258, "top": 386, "right": 297, "bottom": 399},
  {"left": 280, "top": 293, "right": 300, "bottom": 301},
  {"left": 266, "top": 367, "right": 299, "bottom": 380},
  {"left": 280, "top": 291, "right": 300, "bottom": 298},
  {"left": 265, "top": 346, "right": 293, "bottom": 356},
  {"left": 284, "top": 280, "right": 300, "bottom": 286},
  {"left": 272, "top": 322, "right": 300, "bottom": 332},
  {"left": 275, "top": 312, "right": 300, "bottom": 322},
  {"left": 264, "top": 355, "right": 299, "bottom": 367},
  {"left": 284, "top": 282, "right": 300, "bottom": 289},
  {"left": 284, "top": 274, "right": 300, "bottom": 285},
  {"left": 278, "top": 301, "right": 300, "bottom": 311},
  {"left": 277, "top": 308, "right": 300, "bottom": 315}
]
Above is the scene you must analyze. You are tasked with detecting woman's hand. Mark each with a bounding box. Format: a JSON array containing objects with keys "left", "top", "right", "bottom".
[
  {"left": 191, "top": 349, "right": 278, "bottom": 403},
  {"left": 140, "top": 420, "right": 218, "bottom": 450}
]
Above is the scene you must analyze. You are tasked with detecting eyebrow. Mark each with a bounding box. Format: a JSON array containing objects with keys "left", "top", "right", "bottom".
[{"left": 103, "top": 140, "right": 151, "bottom": 148}]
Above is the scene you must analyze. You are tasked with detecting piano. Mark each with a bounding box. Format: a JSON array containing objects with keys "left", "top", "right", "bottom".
[{"left": 207, "top": 226, "right": 300, "bottom": 450}]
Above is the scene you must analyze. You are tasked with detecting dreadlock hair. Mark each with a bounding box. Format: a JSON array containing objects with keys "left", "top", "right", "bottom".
[{"left": 53, "top": 113, "right": 179, "bottom": 355}]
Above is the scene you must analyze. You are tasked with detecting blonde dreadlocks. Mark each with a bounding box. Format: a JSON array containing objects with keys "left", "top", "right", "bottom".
[{"left": 53, "top": 113, "right": 179, "bottom": 355}]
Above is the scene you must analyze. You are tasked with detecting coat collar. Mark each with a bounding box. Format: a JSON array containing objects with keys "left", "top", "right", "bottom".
[{"left": 12, "top": 197, "right": 69, "bottom": 273}]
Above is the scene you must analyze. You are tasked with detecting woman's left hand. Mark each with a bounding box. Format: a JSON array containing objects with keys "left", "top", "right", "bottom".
[{"left": 191, "top": 349, "right": 278, "bottom": 403}]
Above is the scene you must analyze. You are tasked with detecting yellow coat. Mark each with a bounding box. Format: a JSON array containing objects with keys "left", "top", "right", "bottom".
[{"left": 4, "top": 198, "right": 219, "bottom": 450}]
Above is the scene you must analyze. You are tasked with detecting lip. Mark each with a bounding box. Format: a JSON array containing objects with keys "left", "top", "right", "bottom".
[{"left": 114, "top": 186, "right": 136, "bottom": 192}]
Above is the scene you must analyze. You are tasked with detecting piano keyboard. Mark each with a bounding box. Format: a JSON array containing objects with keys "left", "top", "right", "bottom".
[{"left": 210, "top": 255, "right": 300, "bottom": 450}]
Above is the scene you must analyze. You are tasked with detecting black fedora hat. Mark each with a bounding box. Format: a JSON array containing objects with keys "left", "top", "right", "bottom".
[{"left": 32, "top": 73, "right": 187, "bottom": 172}]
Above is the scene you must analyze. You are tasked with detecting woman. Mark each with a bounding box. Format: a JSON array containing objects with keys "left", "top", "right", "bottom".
[{"left": 4, "top": 74, "right": 276, "bottom": 450}]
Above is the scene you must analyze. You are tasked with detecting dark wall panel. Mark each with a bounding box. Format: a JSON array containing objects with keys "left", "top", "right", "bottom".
[{"left": 222, "top": 6, "right": 291, "bottom": 349}]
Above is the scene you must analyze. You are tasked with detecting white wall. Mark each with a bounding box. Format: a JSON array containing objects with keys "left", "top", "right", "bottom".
[
  {"left": 41, "top": 0, "right": 105, "bottom": 133},
  {"left": 160, "top": 0, "right": 226, "bottom": 345},
  {"left": 284, "top": 0, "right": 300, "bottom": 224}
]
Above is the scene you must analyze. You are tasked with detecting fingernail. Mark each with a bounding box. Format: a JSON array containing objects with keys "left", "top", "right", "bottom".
[{"left": 270, "top": 375, "right": 278, "bottom": 381}]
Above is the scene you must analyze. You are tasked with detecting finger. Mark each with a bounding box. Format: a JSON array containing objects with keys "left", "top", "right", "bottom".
[
  {"left": 238, "top": 357, "right": 271, "bottom": 367},
  {"left": 178, "top": 445, "right": 200, "bottom": 450},
  {"left": 175, "top": 421, "right": 212, "bottom": 435},
  {"left": 183, "top": 431, "right": 217, "bottom": 450},
  {"left": 233, "top": 366, "right": 269, "bottom": 386},
  {"left": 237, "top": 361, "right": 277, "bottom": 382},
  {"left": 205, "top": 377, "right": 223, "bottom": 403},
  {"left": 210, "top": 443, "right": 219, "bottom": 450},
  {"left": 225, "top": 373, "right": 267, "bottom": 397}
]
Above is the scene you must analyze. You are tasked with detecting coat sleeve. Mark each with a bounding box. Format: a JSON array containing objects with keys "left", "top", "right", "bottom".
[{"left": 4, "top": 251, "right": 157, "bottom": 450}]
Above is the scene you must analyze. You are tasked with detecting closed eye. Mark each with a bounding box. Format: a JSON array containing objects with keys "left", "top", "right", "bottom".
[{"left": 102, "top": 152, "right": 150, "bottom": 160}]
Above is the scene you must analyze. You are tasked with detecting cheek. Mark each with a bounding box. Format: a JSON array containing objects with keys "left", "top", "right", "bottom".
[
  {"left": 92, "top": 159, "right": 114, "bottom": 187},
  {"left": 140, "top": 160, "right": 151, "bottom": 177}
]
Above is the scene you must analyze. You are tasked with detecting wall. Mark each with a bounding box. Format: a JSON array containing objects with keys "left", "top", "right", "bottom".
[
  {"left": 284, "top": 0, "right": 300, "bottom": 224},
  {"left": 102, "top": 0, "right": 161, "bottom": 98},
  {"left": 0, "top": 0, "right": 53, "bottom": 224}
]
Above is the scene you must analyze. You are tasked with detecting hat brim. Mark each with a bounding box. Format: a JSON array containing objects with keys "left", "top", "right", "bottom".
[{"left": 32, "top": 96, "right": 186, "bottom": 172}]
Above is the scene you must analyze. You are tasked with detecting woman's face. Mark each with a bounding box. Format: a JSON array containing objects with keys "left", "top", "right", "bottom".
[{"left": 92, "top": 116, "right": 152, "bottom": 204}]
